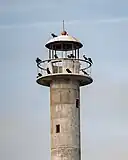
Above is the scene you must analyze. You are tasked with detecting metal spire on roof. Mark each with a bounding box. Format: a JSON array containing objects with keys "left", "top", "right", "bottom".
[
  {"left": 63, "top": 20, "right": 65, "bottom": 32},
  {"left": 61, "top": 20, "right": 67, "bottom": 35}
]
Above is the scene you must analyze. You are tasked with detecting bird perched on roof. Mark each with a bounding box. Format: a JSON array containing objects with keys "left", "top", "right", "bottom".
[
  {"left": 83, "top": 55, "right": 88, "bottom": 60},
  {"left": 36, "top": 57, "right": 42, "bottom": 63},
  {"left": 51, "top": 33, "right": 57, "bottom": 38},
  {"left": 88, "top": 58, "right": 93, "bottom": 64}
]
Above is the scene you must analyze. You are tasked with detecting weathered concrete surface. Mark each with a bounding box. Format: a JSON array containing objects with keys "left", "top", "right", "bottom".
[{"left": 50, "top": 79, "right": 81, "bottom": 160}]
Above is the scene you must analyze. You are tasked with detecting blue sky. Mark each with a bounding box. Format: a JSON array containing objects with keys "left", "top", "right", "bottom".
[{"left": 0, "top": 0, "right": 128, "bottom": 160}]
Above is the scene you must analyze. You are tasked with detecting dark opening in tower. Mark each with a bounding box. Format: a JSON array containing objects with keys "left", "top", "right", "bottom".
[
  {"left": 56, "top": 124, "right": 60, "bottom": 133},
  {"left": 76, "top": 98, "right": 79, "bottom": 108}
]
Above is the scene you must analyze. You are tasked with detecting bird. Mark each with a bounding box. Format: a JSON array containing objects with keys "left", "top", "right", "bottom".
[
  {"left": 54, "top": 53, "right": 58, "bottom": 58},
  {"left": 70, "top": 54, "right": 75, "bottom": 58},
  {"left": 36, "top": 73, "right": 42, "bottom": 78},
  {"left": 88, "top": 58, "right": 93, "bottom": 64},
  {"left": 38, "top": 73, "right": 42, "bottom": 76},
  {"left": 36, "top": 57, "right": 42, "bottom": 63},
  {"left": 81, "top": 69, "right": 89, "bottom": 75},
  {"left": 66, "top": 68, "right": 72, "bottom": 73},
  {"left": 83, "top": 55, "right": 88, "bottom": 60},
  {"left": 51, "top": 33, "right": 57, "bottom": 38},
  {"left": 47, "top": 59, "right": 51, "bottom": 62},
  {"left": 67, "top": 55, "right": 71, "bottom": 58},
  {"left": 46, "top": 68, "right": 51, "bottom": 74}
]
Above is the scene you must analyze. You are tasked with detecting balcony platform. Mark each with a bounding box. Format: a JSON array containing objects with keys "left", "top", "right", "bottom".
[{"left": 36, "top": 73, "right": 93, "bottom": 87}]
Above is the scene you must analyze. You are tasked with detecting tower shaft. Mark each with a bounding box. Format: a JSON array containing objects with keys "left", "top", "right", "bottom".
[{"left": 50, "top": 79, "right": 81, "bottom": 160}]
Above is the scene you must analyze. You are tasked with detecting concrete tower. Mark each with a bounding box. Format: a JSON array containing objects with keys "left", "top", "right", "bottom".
[{"left": 36, "top": 27, "right": 93, "bottom": 160}]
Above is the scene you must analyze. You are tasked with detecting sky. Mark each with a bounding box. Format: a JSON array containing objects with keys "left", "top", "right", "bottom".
[{"left": 0, "top": 0, "right": 128, "bottom": 160}]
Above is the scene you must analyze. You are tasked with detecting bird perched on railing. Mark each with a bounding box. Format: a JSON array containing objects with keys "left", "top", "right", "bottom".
[
  {"left": 67, "top": 55, "right": 71, "bottom": 58},
  {"left": 81, "top": 69, "right": 89, "bottom": 75},
  {"left": 88, "top": 58, "right": 93, "bottom": 64},
  {"left": 51, "top": 33, "right": 58, "bottom": 38},
  {"left": 67, "top": 54, "right": 75, "bottom": 58},
  {"left": 47, "top": 59, "right": 51, "bottom": 62},
  {"left": 70, "top": 53, "right": 75, "bottom": 58},
  {"left": 54, "top": 53, "right": 58, "bottom": 58},
  {"left": 83, "top": 55, "right": 88, "bottom": 60},
  {"left": 66, "top": 68, "right": 72, "bottom": 73},
  {"left": 36, "top": 73, "right": 42, "bottom": 78},
  {"left": 36, "top": 57, "right": 42, "bottom": 64},
  {"left": 46, "top": 68, "right": 51, "bottom": 74}
]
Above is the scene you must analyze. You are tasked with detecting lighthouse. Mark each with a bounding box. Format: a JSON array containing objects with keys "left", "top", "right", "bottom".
[{"left": 36, "top": 26, "right": 93, "bottom": 160}]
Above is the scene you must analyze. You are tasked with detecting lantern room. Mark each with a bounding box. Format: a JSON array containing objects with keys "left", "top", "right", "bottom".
[{"left": 45, "top": 31, "right": 83, "bottom": 59}]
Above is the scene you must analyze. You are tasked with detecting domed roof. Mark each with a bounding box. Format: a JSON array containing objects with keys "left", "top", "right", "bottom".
[{"left": 45, "top": 34, "right": 83, "bottom": 51}]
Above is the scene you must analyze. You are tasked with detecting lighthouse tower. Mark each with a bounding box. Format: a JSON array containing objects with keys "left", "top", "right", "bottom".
[{"left": 36, "top": 27, "right": 93, "bottom": 160}]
